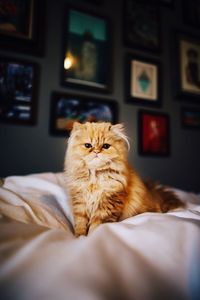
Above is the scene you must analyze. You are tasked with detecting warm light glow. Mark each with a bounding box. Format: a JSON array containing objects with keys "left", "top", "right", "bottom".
[
  {"left": 64, "top": 57, "right": 72, "bottom": 69},
  {"left": 64, "top": 53, "right": 74, "bottom": 70}
]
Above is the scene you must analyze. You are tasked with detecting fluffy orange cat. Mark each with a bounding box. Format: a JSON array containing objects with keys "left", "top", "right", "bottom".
[{"left": 64, "top": 122, "right": 183, "bottom": 237}]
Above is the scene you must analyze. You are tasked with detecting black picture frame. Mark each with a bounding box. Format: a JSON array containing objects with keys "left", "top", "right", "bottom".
[
  {"left": 50, "top": 92, "right": 118, "bottom": 136},
  {"left": 173, "top": 32, "right": 200, "bottom": 104},
  {"left": 0, "top": 0, "right": 45, "bottom": 56},
  {"left": 0, "top": 56, "right": 39, "bottom": 125},
  {"left": 181, "top": 107, "right": 200, "bottom": 130},
  {"left": 61, "top": 6, "right": 112, "bottom": 93},
  {"left": 138, "top": 110, "right": 170, "bottom": 157},
  {"left": 182, "top": 0, "right": 200, "bottom": 28},
  {"left": 125, "top": 54, "right": 161, "bottom": 107},
  {"left": 123, "top": 0, "right": 161, "bottom": 52}
]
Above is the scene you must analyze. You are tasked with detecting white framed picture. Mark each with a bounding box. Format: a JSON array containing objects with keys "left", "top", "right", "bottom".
[
  {"left": 180, "top": 39, "right": 200, "bottom": 94},
  {"left": 131, "top": 60, "right": 158, "bottom": 100},
  {"left": 173, "top": 32, "right": 200, "bottom": 104},
  {"left": 125, "top": 54, "right": 161, "bottom": 106}
]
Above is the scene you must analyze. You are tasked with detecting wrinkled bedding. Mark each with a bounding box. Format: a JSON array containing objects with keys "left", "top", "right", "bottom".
[{"left": 0, "top": 172, "right": 200, "bottom": 300}]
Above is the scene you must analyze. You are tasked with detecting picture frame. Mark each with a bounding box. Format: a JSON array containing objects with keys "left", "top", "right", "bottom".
[
  {"left": 0, "top": 0, "right": 45, "bottom": 56},
  {"left": 138, "top": 110, "right": 170, "bottom": 156},
  {"left": 61, "top": 6, "right": 112, "bottom": 92},
  {"left": 182, "top": 0, "right": 200, "bottom": 28},
  {"left": 0, "top": 56, "right": 39, "bottom": 125},
  {"left": 173, "top": 32, "right": 200, "bottom": 104},
  {"left": 50, "top": 92, "right": 118, "bottom": 136},
  {"left": 125, "top": 54, "right": 161, "bottom": 106},
  {"left": 123, "top": 0, "right": 161, "bottom": 52},
  {"left": 181, "top": 107, "right": 200, "bottom": 130}
]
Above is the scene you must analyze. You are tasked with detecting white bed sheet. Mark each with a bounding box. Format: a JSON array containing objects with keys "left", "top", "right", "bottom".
[{"left": 0, "top": 172, "right": 200, "bottom": 300}]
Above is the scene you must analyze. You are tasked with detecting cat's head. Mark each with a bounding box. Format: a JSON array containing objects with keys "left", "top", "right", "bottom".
[{"left": 66, "top": 122, "right": 129, "bottom": 169}]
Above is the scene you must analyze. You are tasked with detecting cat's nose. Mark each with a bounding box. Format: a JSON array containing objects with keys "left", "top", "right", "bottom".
[{"left": 93, "top": 150, "right": 100, "bottom": 154}]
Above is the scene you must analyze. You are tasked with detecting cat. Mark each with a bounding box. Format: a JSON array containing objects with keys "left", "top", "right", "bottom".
[{"left": 64, "top": 122, "right": 183, "bottom": 237}]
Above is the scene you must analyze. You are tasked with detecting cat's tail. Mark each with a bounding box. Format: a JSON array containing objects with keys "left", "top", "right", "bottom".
[{"left": 144, "top": 180, "right": 185, "bottom": 212}]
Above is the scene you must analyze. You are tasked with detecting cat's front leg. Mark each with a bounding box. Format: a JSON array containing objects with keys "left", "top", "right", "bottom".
[
  {"left": 74, "top": 212, "right": 88, "bottom": 237},
  {"left": 73, "top": 201, "right": 88, "bottom": 237}
]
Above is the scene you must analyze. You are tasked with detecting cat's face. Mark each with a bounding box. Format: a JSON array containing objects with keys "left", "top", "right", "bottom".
[{"left": 67, "top": 122, "right": 129, "bottom": 169}]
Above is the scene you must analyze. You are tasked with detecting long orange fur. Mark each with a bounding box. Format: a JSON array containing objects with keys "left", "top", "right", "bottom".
[{"left": 64, "top": 122, "right": 183, "bottom": 237}]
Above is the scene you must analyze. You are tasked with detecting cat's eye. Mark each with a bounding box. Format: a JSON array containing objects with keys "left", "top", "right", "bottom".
[
  {"left": 84, "top": 143, "right": 92, "bottom": 148},
  {"left": 102, "top": 143, "right": 111, "bottom": 149}
]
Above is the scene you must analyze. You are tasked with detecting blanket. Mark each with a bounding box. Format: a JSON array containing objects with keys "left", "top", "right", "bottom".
[{"left": 0, "top": 172, "right": 200, "bottom": 300}]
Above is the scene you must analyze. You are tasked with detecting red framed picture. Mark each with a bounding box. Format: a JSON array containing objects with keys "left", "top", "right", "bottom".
[{"left": 138, "top": 110, "right": 170, "bottom": 156}]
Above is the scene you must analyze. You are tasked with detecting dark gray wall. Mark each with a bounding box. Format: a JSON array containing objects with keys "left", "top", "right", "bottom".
[{"left": 0, "top": 0, "right": 200, "bottom": 192}]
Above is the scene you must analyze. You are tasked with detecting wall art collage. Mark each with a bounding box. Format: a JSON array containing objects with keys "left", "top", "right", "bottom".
[{"left": 0, "top": 0, "right": 199, "bottom": 157}]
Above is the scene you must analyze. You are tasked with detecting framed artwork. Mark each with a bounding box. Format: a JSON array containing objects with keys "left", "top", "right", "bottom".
[
  {"left": 138, "top": 110, "right": 170, "bottom": 156},
  {"left": 50, "top": 92, "right": 118, "bottom": 136},
  {"left": 0, "top": 0, "right": 45, "bottom": 56},
  {"left": 182, "top": 0, "right": 200, "bottom": 28},
  {"left": 61, "top": 6, "right": 111, "bottom": 92},
  {"left": 125, "top": 54, "right": 161, "bottom": 106},
  {"left": 181, "top": 107, "right": 200, "bottom": 130},
  {"left": 173, "top": 32, "right": 200, "bottom": 104},
  {"left": 123, "top": 0, "right": 161, "bottom": 52},
  {"left": 0, "top": 56, "right": 39, "bottom": 125}
]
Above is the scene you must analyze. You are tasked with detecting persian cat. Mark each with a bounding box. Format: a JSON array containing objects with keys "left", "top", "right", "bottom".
[{"left": 64, "top": 122, "right": 182, "bottom": 237}]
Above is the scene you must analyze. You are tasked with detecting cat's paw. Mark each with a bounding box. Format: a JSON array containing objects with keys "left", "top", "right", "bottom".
[{"left": 74, "top": 227, "right": 87, "bottom": 237}]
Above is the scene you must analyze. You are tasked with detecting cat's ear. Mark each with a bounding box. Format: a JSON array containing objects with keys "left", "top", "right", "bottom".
[
  {"left": 111, "top": 123, "right": 130, "bottom": 150},
  {"left": 72, "top": 122, "right": 82, "bottom": 131},
  {"left": 111, "top": 123, "right": 125, "bottom": 133}
]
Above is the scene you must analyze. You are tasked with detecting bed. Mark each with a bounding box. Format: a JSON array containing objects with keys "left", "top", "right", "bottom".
[{"left": 0, "top": 172, "right": 200, "bottom": 300}]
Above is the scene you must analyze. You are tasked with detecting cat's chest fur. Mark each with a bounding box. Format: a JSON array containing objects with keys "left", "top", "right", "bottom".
[
  {"left": 84, "top": 170, "right": 106, "bottom": 214},
  {"left": 81, "top": 169, "right": 120, "bottom": 216},
  {"left": 86, "top": 169, "right": 122, "bottom": 192}
]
